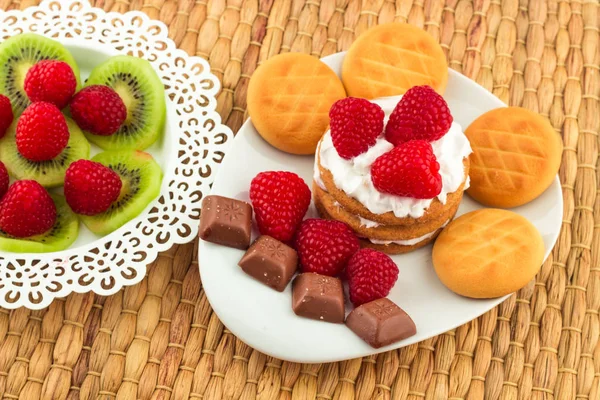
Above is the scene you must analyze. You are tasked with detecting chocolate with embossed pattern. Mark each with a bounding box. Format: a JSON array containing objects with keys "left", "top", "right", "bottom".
[
  {"left": 238, "top": 235, "right": 298, "bottom": 291},
  {"left": 345, "top": 298, "right": 416, "bottom": 348},
  {"left": 199, "top": 195, "right": 252, "bottom": 249},
  {"left": 292, "top": 273, "right": 345, "bottom": 323}
]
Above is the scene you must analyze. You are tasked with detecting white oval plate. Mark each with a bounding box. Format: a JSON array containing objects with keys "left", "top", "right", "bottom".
[{"left": 199, "top": 52, "right": 563, "bottom": 363}]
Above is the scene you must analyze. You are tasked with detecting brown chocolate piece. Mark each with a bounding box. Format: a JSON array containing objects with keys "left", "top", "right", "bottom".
[
  {"left": 199, "top": 195, "right": 252, "bottom": 249},
  {"left": 292, "top": 273, "right": 345, "bottom": 323},
  {"left": 238, "top": 235, "right": 298, "bottom": 291},
  {"left": 346, "top": 298, "right": 416, "bottom": 348}
]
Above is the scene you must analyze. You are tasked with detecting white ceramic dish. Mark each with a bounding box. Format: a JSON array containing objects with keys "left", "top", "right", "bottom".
[
  {"left": 0, "top": 0, "right": 232, "bottom": 309},
  {"left": 199, "top": 52, "right": 563, "bottom": 363}
]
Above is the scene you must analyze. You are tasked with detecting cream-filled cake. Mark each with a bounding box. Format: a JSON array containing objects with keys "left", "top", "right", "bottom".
[{"left": 313, "top": 89, "right": 472, "bottom": 254}]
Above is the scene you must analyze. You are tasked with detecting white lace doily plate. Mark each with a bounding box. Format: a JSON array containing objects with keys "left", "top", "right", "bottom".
[{"left": 0, "top": 0, "right": 232, "bottom": 309}]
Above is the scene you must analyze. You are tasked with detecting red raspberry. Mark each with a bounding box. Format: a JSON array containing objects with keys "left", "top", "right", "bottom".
[
  {"left": 0, "top": 95, "right": 13, "bottom": 138},
  {"left": 24, "top": 60, "right": 77, "bottom": 109},
  {"left": 371, "top": 140, "right": 442, "bottom": 199},
  {"left": 0, "top": 180, "right": 56, "bottom": 238},
  {"left": 385, "top": 85, "right": 453, "bottom": 145},
  {"left": 0, "top": 162, "right": 8, "bottom": 200},
  {"left": 16, "top": 102, "right": 69, "bottom": 162},
  {"left": 70, "top": 85, "right": 127, "bottom": 136},
  {"left": 249, "top": 171, "right": 311, "bottom": 243},
  {"left": 64, "top": 160, "right": 122, "bottom": 216},
  {"left": 294, "top": 219, "right": 360, "bottom": 276},
  {"left": 347, "top": 248, "right": 399, "bottom": 306},
  {"left": 330, "top": 97, "right": 385, "bottom": 159}
]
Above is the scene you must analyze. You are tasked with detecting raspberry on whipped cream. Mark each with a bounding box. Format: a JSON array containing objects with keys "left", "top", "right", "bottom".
[
  {"left": 371, "top": 139, "right": 443, "bottom": 199},
  {"left": 329, "top": 97, "right": 385, "bottom": 160},
  {"left": 385, "top": 85, "right": 454, "bottom": 145}
]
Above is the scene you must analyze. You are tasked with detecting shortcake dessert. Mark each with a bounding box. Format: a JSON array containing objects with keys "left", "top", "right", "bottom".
[{"left": 313, "top": 86, "right": 472, "bottom": 254}]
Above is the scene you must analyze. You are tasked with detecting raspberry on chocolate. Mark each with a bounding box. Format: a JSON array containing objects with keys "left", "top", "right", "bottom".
[
  {"left": 294, "top": 218, "right": 360, "bottom": 276},
  {"left": 16, "top": 102, "right": 69, "bottom": 162},
  {"left": 249, "top": 171, "right": 311, "bottom": 243},
  {"left": 0, "top": 95, "right": 13, "bottom": 139},
  {"left": 70, "top": 85, "right": 127, "bottom": 136},
  {"left": 371, "top": 139, "right": 442, "bottom": 199},
  {"left": 329, "top": 97, "right": 385, "bottom": 159},
  {"left": 64, "top": 160, "right": 122, "bottom": 216},
  {"left": 347, "top": 248, "right": 399, "bottom": 306},
  {"left": 0, "top": 180, "right": 56, "bottom": 238},
  {"left": 385, "top": 85, "right": 453, "bottom": 145},
  {"left": 24, "top": 60, "right": 77, "bottom": 109}
]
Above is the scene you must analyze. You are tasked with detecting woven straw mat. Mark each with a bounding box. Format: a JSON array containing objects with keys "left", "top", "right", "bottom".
[{"left": 0, "top": 0, "right": 598, "bottom": 399}]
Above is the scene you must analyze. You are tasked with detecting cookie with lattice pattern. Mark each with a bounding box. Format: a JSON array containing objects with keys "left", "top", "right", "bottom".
[
  {"left": 247, "top": 53, "right": 346, "bottom": 155},
  {"left": 341, "top": 23, "right": 448, "bottom": 99},
  {"left": 432, "top": 209, "right": 544, "bottom": 298},
  {"left": 465, "top": 107, "right": 563, "bottom": 208}
]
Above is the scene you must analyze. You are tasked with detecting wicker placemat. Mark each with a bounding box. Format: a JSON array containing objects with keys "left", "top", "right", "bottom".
[{"left": 0, "top": 0, "right": 598, "bottom": 399}]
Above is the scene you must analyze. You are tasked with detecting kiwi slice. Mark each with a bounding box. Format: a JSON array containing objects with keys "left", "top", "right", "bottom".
[
  {"left": 0, "top": 33, "right": 81, "bottom": 115},
  {"left": 83, "top": 55, "right": 166, "bottom": 151},
  {"left": 80, "top": 150, "right": 162, "bottom": 236},
  {"left": 0, "top": 195, "right": 79, "bottom": 253},
  {"left": 0, "top": 117, "right": 91, "bottom": 188}
]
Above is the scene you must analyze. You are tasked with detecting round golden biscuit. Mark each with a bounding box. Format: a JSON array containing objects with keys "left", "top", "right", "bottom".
[
  {"left": 465, "top": 107, "right": 563, "bottom": 208},
  {"left": 341, "top": 23, "right": 448, "bottom": 99},
  {"left": 247, "top": 53, "right": 346, "bottom": 155},
  {"left": 432, "top": 209, "right": 545, "bottom": 299}
]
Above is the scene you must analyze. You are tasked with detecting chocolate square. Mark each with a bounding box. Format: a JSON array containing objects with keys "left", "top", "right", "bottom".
[
  {"left": 345, "top": 298, "right": 416, "bottom": 348},
  {"left": 292, "top": 273, "right": 345, "bottom": 323},
  {"left": 238, "top": 235, "right": 298, "bottom": 291},
  {"left": 199, "top": 195, "right": 252, "bottom": 249}
]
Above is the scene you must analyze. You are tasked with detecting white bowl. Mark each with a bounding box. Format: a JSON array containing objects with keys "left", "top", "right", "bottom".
[
  {"left": 199, "top": 52, "right": 563, "bottom": 363},
  {"left": 0, "top": 0, "right": 232, "bottom": 309}
]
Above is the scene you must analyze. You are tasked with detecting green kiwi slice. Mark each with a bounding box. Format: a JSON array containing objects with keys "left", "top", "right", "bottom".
[
  {"left": 0, "top": 195, "right": 79, "bottom": 253},
  {"left": 83, "top": 55, "right": 166, "bottom": 151},
  {"left": 0, "top": 33, "right": 82, "bottom": 115},
  {"left": 0, "top": 117, "right": 91, "bottom": 188},
  {"left": 80, "top": 150, "right": 163, "bottom": 236}
]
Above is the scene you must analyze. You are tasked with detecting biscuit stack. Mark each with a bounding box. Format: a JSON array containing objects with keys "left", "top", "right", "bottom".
[{"left": 313, "top": 156, "right": 470, "bottom": 255}]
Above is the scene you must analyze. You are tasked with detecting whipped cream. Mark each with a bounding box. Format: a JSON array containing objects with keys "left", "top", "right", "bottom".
[
  {"left": 368, "top": 220, "right": 450, "bottom": 246},
  {"left": 313, "top": 141, "right": 327, "bottom": 190},
  {"left": 316, "top": 96, "right": 472, "bottom": 219},
  {"left": 358, "top": 216, "right": 380, "bottom": 228}
]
